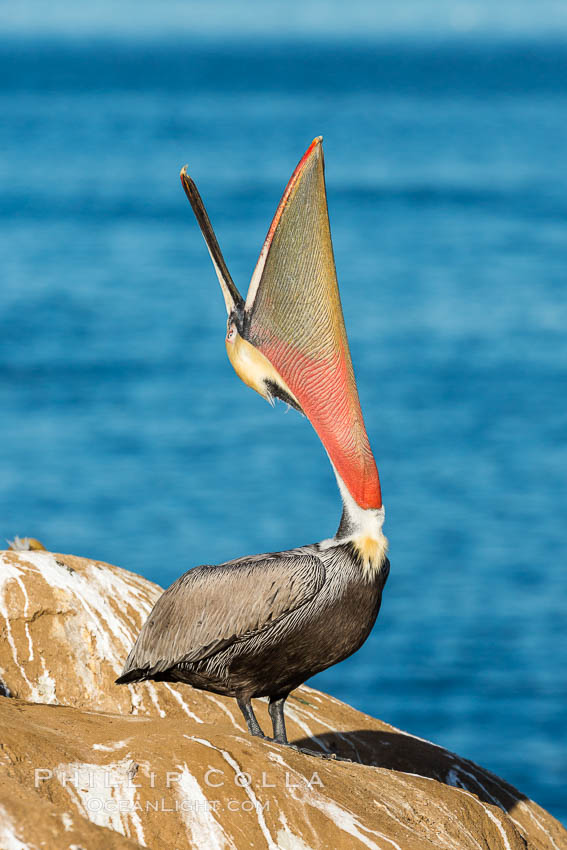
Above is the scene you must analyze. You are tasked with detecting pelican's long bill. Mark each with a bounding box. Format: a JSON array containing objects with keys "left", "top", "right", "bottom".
[{"left": 180, "top": 137, "right": 381, "bottom": 511}]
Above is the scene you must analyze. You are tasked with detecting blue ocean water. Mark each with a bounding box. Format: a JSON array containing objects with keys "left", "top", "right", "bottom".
[{"left": 1, "top": 35, "right": 566, "bottom": 825}]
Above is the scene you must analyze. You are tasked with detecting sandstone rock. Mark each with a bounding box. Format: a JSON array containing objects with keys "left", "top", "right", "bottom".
[
  {"left": 1, "top": 549, "right": 565, "bottom": 849},
  {"left": 0, "top": 549, "right": 209, "bottom": 721}
]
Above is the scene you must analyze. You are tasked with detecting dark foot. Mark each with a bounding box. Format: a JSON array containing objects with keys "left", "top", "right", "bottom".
[
  {"left": 298, "top": 748, "right": 352, "bottom": 761},
  {"left": 287, "top": 743, "right": 351, "bottom": 761},
  {"left": 237, "top": 697, "right": 265, "bottom": 738},
  {"left": 261, "top": 737, "right": 350, "bottom": 761}
]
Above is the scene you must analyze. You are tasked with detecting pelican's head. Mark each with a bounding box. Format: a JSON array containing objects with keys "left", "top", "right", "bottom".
[{"left": 180, "top": 139, "right": 383, "bottom": 528}]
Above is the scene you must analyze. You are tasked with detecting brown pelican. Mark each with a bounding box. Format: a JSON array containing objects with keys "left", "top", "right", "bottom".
[{"left": 116, "top": 138, "right": 389, "bottom": 746}]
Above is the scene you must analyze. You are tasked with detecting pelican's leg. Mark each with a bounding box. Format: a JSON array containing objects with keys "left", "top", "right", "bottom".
[
  {"left": 268, "top": 696, "right": 288, "bottom": 744},
  {"left": 237, "top": 697, "right": 265, "bottom": 738},
  {"left": 268, "top": 695, "right": 352, "bottom": 761}
]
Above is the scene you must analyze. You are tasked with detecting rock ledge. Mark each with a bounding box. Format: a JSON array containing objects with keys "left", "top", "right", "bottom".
[{"left": 1, "top": 549, "right": 565, "bottom": 850}]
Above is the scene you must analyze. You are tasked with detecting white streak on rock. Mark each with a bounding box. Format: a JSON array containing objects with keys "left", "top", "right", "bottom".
[
  {"left": 299, "top": 686, "right": 322, "bottom": 703},
  {"left": 0, "top": 806, "right": 31, "bottom": 850},
  {"left": 61, "top": 812, "right": 74, "bottom": 831},
  {"left": 381, "top": 774, "right": 484, "bottom": 850},
  {"left": 203, "top": 693, "right": 242, "bottom": 728},
  {"left": 163, "top": 683, "right": 203, "bottom": 723},
  {"left": 56, "top": 759, "right": 146, "bottom": 847},
  {"left": 35, "top": 665, "right": 57, "bottom": 704},
  {"left": 11, "top": 574, "right": 33, "bottom": 661},
  {"left": 0, "top": 559, "right": 36, "bottom": 694},
  {"left": 9, "top": 552, "right": 157, "bottom": 677},
  {"left": 277, "top": 809, "right": 319, "bottom": 849},
  {"left": 446, "top": 768, "right": 461, "bottom": 787},
  {"left": 128, "top": 684, "right": 143, "bottom": 715},
  {"left": 448, "top": 761, "right": 559, "bottom": 849},
  {"left": 372, "top": 799, "right": 423, "bottom": 843},
  {"left": 188, "top": 735, "right": 279, "bottom": 850},
  {"left": 0, "top": 560, "right": 57, "bottom": 704},
  {"left": 307, "top": 797, "right": 390, "bottom": 850},
  {"left": 176, "top": 764, "right": 234, "bottom": 850},
  {"left": 268, "top": 752, "right": 389, "bottom": 850},
  {"left": 276, "top": 825, "right": 314, "bottom": 850},
  {"left": 92, "top": 740, "right": 131, "bottom": 752},
  {"left": 145, "top": 682, "right": 166, "bottom": 718},
  {"left": 448, "top": 764, "right": 509, "bottom": 813},
  {"left": 9, "top": 556, "right": 115, "bottom": 669},
  {"left": 284, "top": 705, "right": 331, "bottom": 753},
  {"left": 473, "top": 766, "right": 561, "bottom": 850},
  {"left": 449, "top": 783, "right": 515, "bottom": 850},
  {"left": 482, "top": 805, "right": 514, "bottom": 850}
]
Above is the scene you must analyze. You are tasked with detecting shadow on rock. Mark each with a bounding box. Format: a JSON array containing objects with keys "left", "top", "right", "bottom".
[{"left": 291, "top": 728, "right": 528, "bottom": 813}]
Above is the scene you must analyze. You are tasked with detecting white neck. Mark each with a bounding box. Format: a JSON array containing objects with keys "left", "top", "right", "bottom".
[
  {"left": 319, "top": 465, "right": 388, "bottom": 578},
  {"left": 334, "top": 469, "right": 385, "bottom": 540}
]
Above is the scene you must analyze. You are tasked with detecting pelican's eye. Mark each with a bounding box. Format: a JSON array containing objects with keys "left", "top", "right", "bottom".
[{"left": 226, "top": 323, "right": 237, "bottom": 343}]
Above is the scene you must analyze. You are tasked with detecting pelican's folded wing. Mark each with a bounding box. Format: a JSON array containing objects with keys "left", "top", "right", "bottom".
[{"left": 116, "top": 552, "right": 325, "bottom": 681}]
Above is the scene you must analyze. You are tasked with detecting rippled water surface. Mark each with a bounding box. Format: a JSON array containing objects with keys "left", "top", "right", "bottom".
[{"left": 1, "top": 35, "right": 566, "bottom": 824}]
